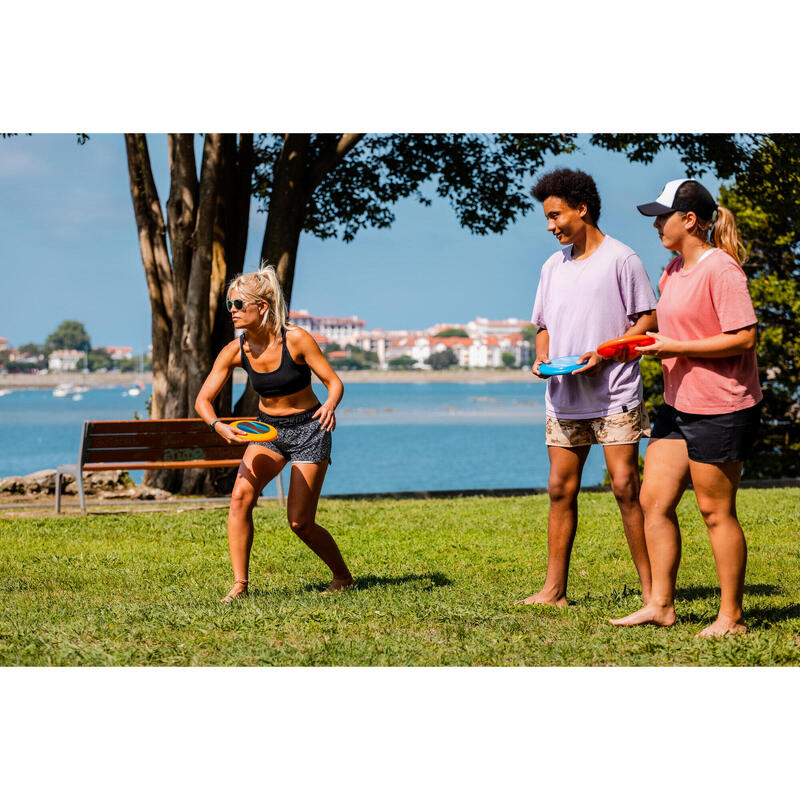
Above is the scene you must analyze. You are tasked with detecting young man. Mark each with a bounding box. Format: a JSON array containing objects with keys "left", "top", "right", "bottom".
[{"left": 518, "top": 168, "right": 657, "bottom": 607}]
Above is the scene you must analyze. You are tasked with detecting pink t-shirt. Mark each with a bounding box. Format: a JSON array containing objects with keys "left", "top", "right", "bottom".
[{"left": 657, "top": 248, "right": 762, "bottom": 414}]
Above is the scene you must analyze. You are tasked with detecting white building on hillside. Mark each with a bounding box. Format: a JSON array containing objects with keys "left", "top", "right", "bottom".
[
  {"left": 466, "top": 317, "right": 532, "bottom": 337},
  {"left": 48, "top": 349, "right": 84, "bottom": 371},
  {"left": 384, "top": 332, "right": 530, "bottom": 368},
  {"left": 290, "top": 310, "right": 366, "bottom": 346},
  {"left": 105, "top": 346, "right": 134, "bottom": 361}
]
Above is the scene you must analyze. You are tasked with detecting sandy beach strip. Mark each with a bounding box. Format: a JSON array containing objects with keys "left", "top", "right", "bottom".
[{"left": 1, "top": 368, "right": 543, "bottom": 390}]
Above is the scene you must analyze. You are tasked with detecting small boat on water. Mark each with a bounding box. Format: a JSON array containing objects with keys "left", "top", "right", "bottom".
[
  {"left": 126, "top": 380, "right": 146, "bottom": 397},
  {"left": 0, "top": 389, "right": 12, "bottom": 397},
  {"left": 52, "top": 383, "right": 73, "bottom": 398}
]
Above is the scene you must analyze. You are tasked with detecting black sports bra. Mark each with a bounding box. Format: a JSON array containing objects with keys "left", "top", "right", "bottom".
[{"left": 239, "top": 330, "right": 312, "bottom": 399}]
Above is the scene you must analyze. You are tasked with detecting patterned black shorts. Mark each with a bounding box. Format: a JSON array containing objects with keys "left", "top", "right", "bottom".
[{"left": 255, "top": 404, "right": 332, "bottom": 464}]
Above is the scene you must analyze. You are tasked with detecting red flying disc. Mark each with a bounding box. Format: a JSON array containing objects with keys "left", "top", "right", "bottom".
[{"left": 597, "top": 334, "right": 656, "bottom": 362}]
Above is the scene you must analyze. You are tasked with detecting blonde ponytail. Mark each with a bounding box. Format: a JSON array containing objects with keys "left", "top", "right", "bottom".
[
  {"left": 712, "top": 205, "right": 747, "bottom": 266},
  {"left": 227, "top": 262, "right": 288, "bottom": 337}
]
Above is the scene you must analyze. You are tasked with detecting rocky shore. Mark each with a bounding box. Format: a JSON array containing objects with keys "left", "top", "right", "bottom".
[{"left": 0, "top": 469, "right": 172, "bottom": 501}]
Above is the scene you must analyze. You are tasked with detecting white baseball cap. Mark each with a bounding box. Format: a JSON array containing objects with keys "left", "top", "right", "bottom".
[{"left": 637, "top": 179, "right": 717, "bottom": 219}]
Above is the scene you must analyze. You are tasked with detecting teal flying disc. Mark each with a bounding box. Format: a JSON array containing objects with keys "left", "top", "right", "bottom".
[{"left": 539, "top": 356, "right": 584, "bottom": 376}]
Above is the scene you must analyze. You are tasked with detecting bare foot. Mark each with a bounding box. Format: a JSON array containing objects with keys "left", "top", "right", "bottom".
[
  {"left": 695, "top": 615, "right": 747, "bottom": 639},
  {"left": 514, "top": 591, "right": 569, "bottom": 608},
  {"left": 609, "top": 604, "right": 676, "bottom": 627},
  {"left": 220, "top": 579, "right": 248, "bottom": 603},
  {"left": 321, "top": 576, "right": 354, "bottom": 594}
]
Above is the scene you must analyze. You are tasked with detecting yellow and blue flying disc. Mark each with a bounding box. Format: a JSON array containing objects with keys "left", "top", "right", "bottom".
[{"left": 230, "top": 420, "right": 278, "bottom": 441}]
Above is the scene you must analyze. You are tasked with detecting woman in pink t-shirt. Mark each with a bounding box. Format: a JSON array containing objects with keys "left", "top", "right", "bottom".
[{"left": 611, "top": 179, "right": 761, "bottom": 638}]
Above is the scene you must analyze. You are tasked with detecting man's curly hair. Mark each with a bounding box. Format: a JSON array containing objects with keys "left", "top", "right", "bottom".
[{"left": 531, "top": 168, "right": 601, "bottom": 225}]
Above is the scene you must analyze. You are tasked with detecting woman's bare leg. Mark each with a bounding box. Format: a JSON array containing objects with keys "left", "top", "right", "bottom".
[
  {"left": 223, "top": 445, "right": 286, "bottom": 601},
  {"left": 610, "top": 438, "right": 690, "bottom": 626},
  {"left": 690, "top": 459, "right": 747, "bottom": 638},
  {"left": 602, "top": 442, "right": 651, "bottom": 603},
  {"left": 517, "top": 445, "right": 590, "bottom": 607},
  {"left": 287, "top": 461, "right": 353, "bottom": 592}
]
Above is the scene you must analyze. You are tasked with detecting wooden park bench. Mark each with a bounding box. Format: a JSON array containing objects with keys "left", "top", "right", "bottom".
[{"left": 55, "top": 417, "right": 285, "bottom": 514}]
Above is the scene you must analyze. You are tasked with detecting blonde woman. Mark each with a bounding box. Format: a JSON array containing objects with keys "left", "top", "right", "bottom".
[
  {"left": 195, "top": 264, "right": 353, "bottom": 601},
  {"left": 611, "top": 180, "right": 761, "bottom": 637}
]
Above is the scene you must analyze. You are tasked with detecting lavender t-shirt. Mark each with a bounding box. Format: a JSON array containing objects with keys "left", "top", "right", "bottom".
[{"left": 531, "top": 235, "right": 657, "bottom": 419}]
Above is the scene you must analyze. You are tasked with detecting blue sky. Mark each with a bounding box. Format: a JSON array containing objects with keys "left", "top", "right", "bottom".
[{"left": 0, "top": 134, "right": 721, "bottom": 350}]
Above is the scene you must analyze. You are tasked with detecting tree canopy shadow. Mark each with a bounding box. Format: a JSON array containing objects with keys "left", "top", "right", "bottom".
[
  {"left": 301, "top": 572, "right": 453, "bottom": 593},
  {"left": 675, "top": 583, "right": 782, "bottom": 602}
]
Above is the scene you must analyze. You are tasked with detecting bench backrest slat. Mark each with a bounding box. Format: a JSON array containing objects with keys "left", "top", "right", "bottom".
[
  {"left": 88, "top": 431, "right": 239, "bottom": 449},
  {"left": 78, "top": 417, "right": 256, "bottom": 470},
  {"left": 85, "top": 444, "right": 247, "bottom": 463},
  {"left": 83, "top": 459, "right": 244, "bottom": 471}
]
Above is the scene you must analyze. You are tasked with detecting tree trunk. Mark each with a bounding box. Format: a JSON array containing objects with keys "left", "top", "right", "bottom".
[
  {"left": 124, "top": 134, "right": 172, "bottom": 421},
  {"left": 126, "top": 133, "right": 360, "bottom": 492},
  {"left": 236, "top": 134, "right": 365, "bottom": 419},
  {"left": 209, "top": 135, "right": 254, "bottom": 492},
  {"left": 125, "top": 133, "right": 254, "bottom": 495},
  {"left": 260, "top": 133, "right": 311, "bottom": 305},
  {"left": 162, "top": 134, "right": 197, "bottom": 423}
]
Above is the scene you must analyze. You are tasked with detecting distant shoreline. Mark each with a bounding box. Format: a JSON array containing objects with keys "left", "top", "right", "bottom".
[{"left": 1, "top": 368, "right": 543, "bottom": 390}]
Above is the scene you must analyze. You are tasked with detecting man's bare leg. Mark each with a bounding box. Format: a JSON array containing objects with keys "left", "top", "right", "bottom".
[
  {"left": 610, "top": 438, "right": 689, "bottom": 626},
  {"left": 691, "top": 459, "right": 748, "bottom": 638},
  {"left": 602, "top": 442, "right": 651, "bottom": 603},
  {"left": 517, "top": 445, "right": 590, "bottom": 607}
]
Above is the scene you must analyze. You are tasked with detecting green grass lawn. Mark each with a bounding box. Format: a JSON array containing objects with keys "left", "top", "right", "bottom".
[{"left": 2, "top": 488, "right": 798, "bottom": 666}]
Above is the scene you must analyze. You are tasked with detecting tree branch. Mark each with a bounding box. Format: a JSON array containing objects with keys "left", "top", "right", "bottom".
[{"left": 308, "top": 133, "right": 364, "bottom": 192}]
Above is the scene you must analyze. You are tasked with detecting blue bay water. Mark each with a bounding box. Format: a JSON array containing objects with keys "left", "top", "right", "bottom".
[{"left": 0, "top": 381, "right": 616, "bottom": 494}]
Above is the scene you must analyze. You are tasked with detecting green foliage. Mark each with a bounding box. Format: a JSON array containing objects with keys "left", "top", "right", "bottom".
[
  {"left": 639, "top": 356, "right": 665, "bottom": 417},
  {"left": 590, "top": 134, "right": 752, "bottom": 180},
  {"left": 2, "top": 489, "right": 799, "bottom": 665},
  {"left": 253, "top": 134, "right": 578, "bottom": 243},
  {"left": 425, "top": 349, "right": 458, "bottom": 370},
  {"left": 87, "top": 348, "right": 113, "bottom": 372},
  {"left": 501, "top": 352, "right": 516, "bottom": 369},
  {"left": 17, "top": 342, "right": 44, "bottom": 357},
  {"left": 328, "top": 346, "right": 380, "bottom": 371},
  {"left": 388, "top": 355, "right": 418, "bottom": 370},
  {"left": 713, "top": 139, "right": 800, "bottom": 477},
  {"left": 435, "top": 328, "right": 468, "bottom": 338},
  {"left": 115, "top": 358, "right": 137, "bottom": 373},
  {"left": 520, "top": 325, "right": 538, "bottom": 346},
  {"left": 602, "top": 455, "right": 645, "bottom": 486},
  {"left": 519, "top": 325, "right": 538, "bottom": 366},
  {"left": 45, "top": 320, "right": 90, "bottom": 353}
]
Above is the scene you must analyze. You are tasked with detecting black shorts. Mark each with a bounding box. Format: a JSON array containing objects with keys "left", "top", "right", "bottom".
[
  {"left": 650, "top": 402, "right": 761, "bottom": 463},
  {"left": 255, "top": 405, "right": 332, "bottom": 464}
]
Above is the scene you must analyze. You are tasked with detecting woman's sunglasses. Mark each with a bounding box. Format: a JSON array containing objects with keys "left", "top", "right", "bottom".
[{"left": 226, "top": 298, "right": 256, "bottom": 312}]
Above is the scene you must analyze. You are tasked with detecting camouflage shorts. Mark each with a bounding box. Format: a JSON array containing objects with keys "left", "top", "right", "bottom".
[{"left": 545, "top": 403, "right": 651, "bottom": 447}]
